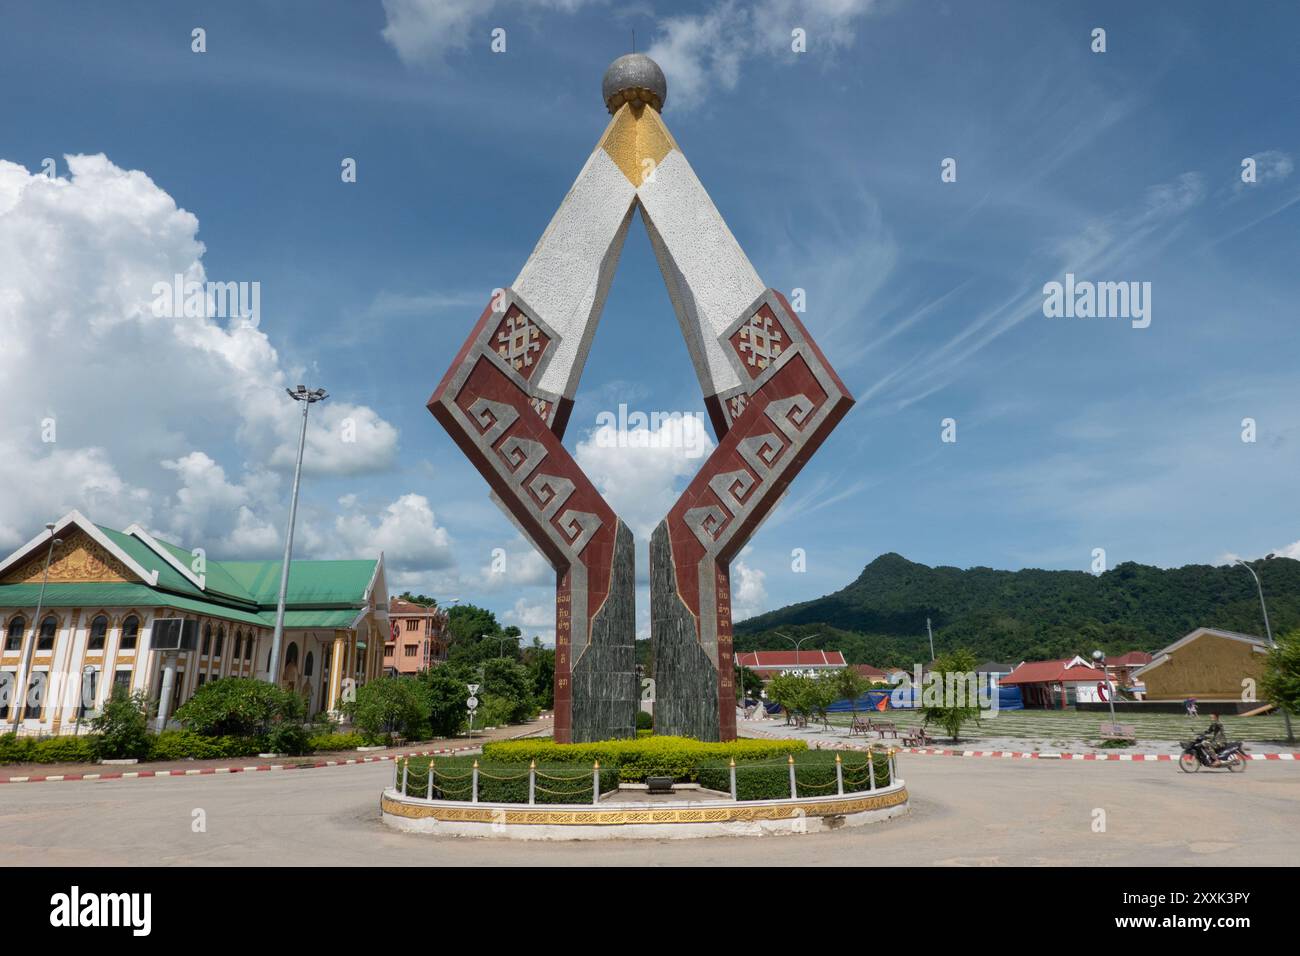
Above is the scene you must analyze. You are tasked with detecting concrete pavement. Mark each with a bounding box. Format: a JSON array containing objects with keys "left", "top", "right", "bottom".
[{"left": 1, "top": 749, "right": 1295, "bottom": 865}]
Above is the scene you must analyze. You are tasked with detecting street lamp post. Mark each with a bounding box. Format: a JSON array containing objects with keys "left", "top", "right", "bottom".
[
  {"left": 1092, "top": 650, "right": 1119, "bottom": 733},
  {"left": 268, "top": 385, "right": 327, "bottom": 687},
  {"left": 9, "top": 524, "right": 60, "bottom": 731},
  {"left": 1235, "top": 556, "right": 1294, "bottom": 744},
  {"left": 775, "top": 631, "right": 815, "bottom": 673}
]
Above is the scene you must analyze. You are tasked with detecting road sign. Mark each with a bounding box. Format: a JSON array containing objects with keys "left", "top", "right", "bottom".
[
  {"left": 467, "top": 683, "right": 480, "bottom": 694},
  {"left": 467, "top": 696, "right": 479, "bottom": 710}
]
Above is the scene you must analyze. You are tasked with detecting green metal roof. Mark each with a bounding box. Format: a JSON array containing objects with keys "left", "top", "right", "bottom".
[
  {"left": 149, "top": 536, "right": 258, "bottom": 605},
  {"left": 258, "top": 609, "right": 362, "bottom": 628},
  {"left": 220, "top": 560, "right": 377, "bottom": 607},
  {"left": 0, "top": 583, "right": 268, "bottom": 627},
  {"left": 95, "top": 526, "right": 207, "bottom": 599}
]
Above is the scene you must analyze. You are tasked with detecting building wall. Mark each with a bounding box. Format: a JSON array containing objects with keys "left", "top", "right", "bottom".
[
  {"left": 1141, "top": 634, "right": 1267, "bottom": 700},
  {"left": 1, "top": 604, "right": 282, "bottom": 735}
]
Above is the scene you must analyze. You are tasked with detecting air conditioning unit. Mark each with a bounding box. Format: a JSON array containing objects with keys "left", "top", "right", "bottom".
[{"left": 149, "top": 617, "right": 198, "bottom": 652}]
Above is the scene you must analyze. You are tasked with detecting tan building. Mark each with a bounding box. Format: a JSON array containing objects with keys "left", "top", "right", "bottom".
[
  {"left": 384, "top": 598, "right": 449, "bottom": 674},
  {"left": 1132, "top": 628, "right": 1270, "bottom": 701},
  {"left": 0, "top": 510, "right": 388, "bottom": 734}
]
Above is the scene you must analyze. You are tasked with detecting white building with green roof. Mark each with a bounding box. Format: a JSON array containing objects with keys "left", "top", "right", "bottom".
[{"left": 0, "top": 511, "right": 387, "bottom": 735}]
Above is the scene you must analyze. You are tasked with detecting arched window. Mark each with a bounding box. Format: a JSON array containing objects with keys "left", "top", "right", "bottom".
[
  {"left": 202, "top": 623, "right": 212, "bottom": 655},
  {"left": 233, "top": 633, "right": 243, "bottom": 661},
  {"left": 285, "top": 643, "right": 299, "bottom": 667},
  {"left": 245, "top": 635, "right": 254, "bottom": 661},
  {"left": 120, "top": 615, "right": 139, "bottom": 651},
  {"left": 214, "top": 626, "right": 225, "bottom": 658},
  {"left": 304, "top": 651, "right": 314, "bottom": 677},
  {"left": 89, "top": 615, "right": 109, "bottom": 651},
  {"left": 4, "top": 616, "right": 24, "bottom": 652},
  {"left": 37, "top": 615, "right": 57, "bottom": 651}
]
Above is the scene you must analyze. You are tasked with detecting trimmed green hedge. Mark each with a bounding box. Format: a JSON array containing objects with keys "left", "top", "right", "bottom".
[
  {"left": 402, "top": 755, "right": 620, "bottom": 804},
  {"left": 697, "top": 750, "right": 891, "bottom": 801},
  {"left": 480, "top": 735, "right": 806, "bottom": 782},
  {"left": 399, "top": 748, "right": 892, "bottom": 803},
  {"left": 0, "top": 734, "right": 97, "bottom": 765},
  {"left": 307, "top": 732, "right": 366, "bottom": 752},
  {"left": 2, "top": 729, "right": 372, "bottom": 765}
]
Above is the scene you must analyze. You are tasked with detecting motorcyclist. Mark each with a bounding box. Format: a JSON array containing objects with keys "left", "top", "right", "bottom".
[{"left": 1202, "top": 712, "right": 1228, "bottom": 765}]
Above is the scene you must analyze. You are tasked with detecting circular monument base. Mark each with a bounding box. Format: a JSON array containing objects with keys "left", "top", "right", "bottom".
[{"left": 379, "top": 782, "right": 909, "bottom": 840}]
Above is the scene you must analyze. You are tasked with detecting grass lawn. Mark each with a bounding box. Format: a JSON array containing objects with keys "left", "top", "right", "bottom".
[{"left": 817, "top": 707, "right": 1295, "bottom": 743}]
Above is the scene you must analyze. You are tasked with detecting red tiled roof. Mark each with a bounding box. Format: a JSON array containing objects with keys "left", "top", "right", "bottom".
[
  {"left": 1001, "top": 659, "right": 1107, "bottom": 685},
  {"left": 853, "top": 664, "right": 886, "bottom": 679},
  {"left": 1109, "top": 651, "right": 1153, "bottom": 666},
  {"left": 735, "top": 650, "right": 846, "bottom": 667}
]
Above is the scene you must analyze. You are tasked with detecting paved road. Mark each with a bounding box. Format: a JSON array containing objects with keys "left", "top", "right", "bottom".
[{"left": 2, "top": 754, "right": 1295, "bottom": 865}]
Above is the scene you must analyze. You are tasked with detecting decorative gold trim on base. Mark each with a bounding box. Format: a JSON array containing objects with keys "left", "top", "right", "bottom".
[{"left": 381, "top": 787, "right": 908, "bottom": 826}]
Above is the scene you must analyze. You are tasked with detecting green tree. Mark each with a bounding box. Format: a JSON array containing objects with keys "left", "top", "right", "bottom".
[
  {"left": 344, "top": 676, "right": 431, "bottom": 744},
  {"left": 523, "top": 637, "right": 555, "bottom": 709},
  {"left": 398, "top": 592, "right": 438, "bottom": 607},
  {"left": 1261, "top": 629, "right": 1300, "bottom": 724},
  {"left": 920, "top": 648, "right": 982, "bottom": 743},
  {"left": 832, "top": 667, "right": 871, "bottom": 718},
  {"left": 175, "top": 677, "right": 304, "bottom": 737},
  {"left": 734, "top": 663, "right": 763, "bottom": 699},
  {"left": 417, "top": 667, "right": 469, "bottom": 738},
  {"left": 480, "top": 657, "right": 537, "bottom": 723},
  {"left": 90, "top": 689, "right": 151, "bottom": 760}
]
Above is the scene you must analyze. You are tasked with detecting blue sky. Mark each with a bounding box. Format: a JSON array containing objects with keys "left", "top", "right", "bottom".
[{"left": 1, "top": 1, "right": 1297, "bottom": 643}]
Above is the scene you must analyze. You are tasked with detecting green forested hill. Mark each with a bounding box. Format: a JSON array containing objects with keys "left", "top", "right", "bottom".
[{"left": 733, "top": 553, "right": 1300, "bottom": 668}]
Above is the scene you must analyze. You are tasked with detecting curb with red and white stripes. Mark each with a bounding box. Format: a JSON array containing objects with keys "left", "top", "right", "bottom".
[
  {"left": 879, "top": 747, "right": 1298, "bottom": 761},
  {"left": 742, "top": 727, "right": 1300, "bottom": 763},
  {"left": 0, "top": 744, "right": 483, "bottom": 785}
]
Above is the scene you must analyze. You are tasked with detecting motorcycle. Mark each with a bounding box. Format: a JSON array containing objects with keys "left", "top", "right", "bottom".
[{"left": 1179, "top": 732, "right": 1247, "bottom": 773}]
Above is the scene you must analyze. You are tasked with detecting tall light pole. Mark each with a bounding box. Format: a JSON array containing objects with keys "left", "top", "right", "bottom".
[
  {"left": 1091, "top": 649, "right": 1118, "bottom": 732},
  {"left": 268, "top": 385, "right": 327, "bottom": 686},
  {"left": 1235, "top": 556, "right": 1294, "bottom": 744},
  {"left": 775, "top": 631, "right": 815, "bottom": 672},
  {"left": 10, "top": 524, "right": 60, "bottom": 730}
]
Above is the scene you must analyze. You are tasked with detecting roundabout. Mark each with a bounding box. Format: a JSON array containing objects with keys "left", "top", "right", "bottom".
[{"left": 379, "top": 778, "right": 909, "bottom": 840}]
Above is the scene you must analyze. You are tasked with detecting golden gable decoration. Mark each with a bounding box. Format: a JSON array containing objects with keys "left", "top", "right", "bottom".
[{"left": 1, "top": 530, "right": 133, "bottom": 585}]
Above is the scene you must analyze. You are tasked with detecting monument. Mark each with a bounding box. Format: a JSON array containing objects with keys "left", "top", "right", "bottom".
[{"left": 429, "top": 54, "right": 853, "bottom": 743}]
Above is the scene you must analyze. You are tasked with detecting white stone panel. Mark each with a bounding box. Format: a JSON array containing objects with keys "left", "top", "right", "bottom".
[
  {"left": 513, "top": 149, "right": 638, "bottom": 400},
  {"left": 636, "top": 149, "right": 765, "bottom": 398}
]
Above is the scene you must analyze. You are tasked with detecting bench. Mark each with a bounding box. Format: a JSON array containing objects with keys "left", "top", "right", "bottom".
[
  {"left": 1100, "top": 722, "right": 1137, "bottom": 743},
  {"left": 873, "top": 721, "right": 899, "bottom": 739},
  {"left": 848, "top": 716, "right": 873, "bottom": 737},
  {"left": 902, "top": 726, "right": 932, "bottom": 747}
]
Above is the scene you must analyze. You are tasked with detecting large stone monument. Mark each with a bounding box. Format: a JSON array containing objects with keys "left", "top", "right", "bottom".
[{"left": 429, "top": 55, "right": 852, "bottom": 743}]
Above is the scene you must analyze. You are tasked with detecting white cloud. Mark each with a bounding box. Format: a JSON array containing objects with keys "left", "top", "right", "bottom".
[
  {"left": 504, "top": 596, "right": 556, "bottom": 643},
  {"left": 731, "top": 556, "right": 768, "bottom": 621},
  {"left": 647, "top": 0, "right": 884, "bottom": 110},
  {"left": 333, "top": 494, "right": 455, "bottom": 570},
  {"left": 380, "top": 0, "right": 602, "bottom": 66},
  {"left": 0, "top": 153, "right": 401, "bottom": 555},
  {"left": 572, "top": 413, "right": 714, "bottom": 538}
]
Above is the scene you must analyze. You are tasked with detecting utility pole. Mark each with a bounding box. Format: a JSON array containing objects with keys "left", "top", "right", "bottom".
[
  {"left": 926, "top": 617, "right": 935, "bottom": 662},
  {"left": 268, "top": 384, "right": 327, "bottom": 687},
  {"left": 1235, "top": 556, "right": 1294, "bottom": 744}
]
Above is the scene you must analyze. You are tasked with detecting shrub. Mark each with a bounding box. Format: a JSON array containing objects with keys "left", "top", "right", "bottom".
[
  {"left": 635, "top": 710, "right": 653, "bottom": 730},
  {"left": 175, "top": 678, "right": 304, "bottom": 737},
  {"left": 267, "top": 722, "right": 312, "bottom": 756},
  {"left": 402, "top": 755, "right": 620, "bottom": 804},
  {"left": 480, "top": 735, "right": 806, "bottom": 782},
  {"left": 696, "top": 749, "right": 890, "bottom": 800},
  {"left": 0, "top": 733, "right": 35, "bottom": 764},
  {"left": 149, "top": 731, "right": 262, "bottom": 761},
  {"left": 416, "top": 668, "right": 468, "bottom": 738},
  {"left": 344, "top": 676, "right": 431, "bottom": 744},
  {"left": 32, "top": 735, "right": 98, "bottom": 764},
  {"left": 1, "top": 734, "right": 100, "bottom": 765},
  {"left": 308, "top": 732, "right": 366, "bottom": 752},
  {"left": 91, "top": 690, "right": 152, "bottom": 760}
]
